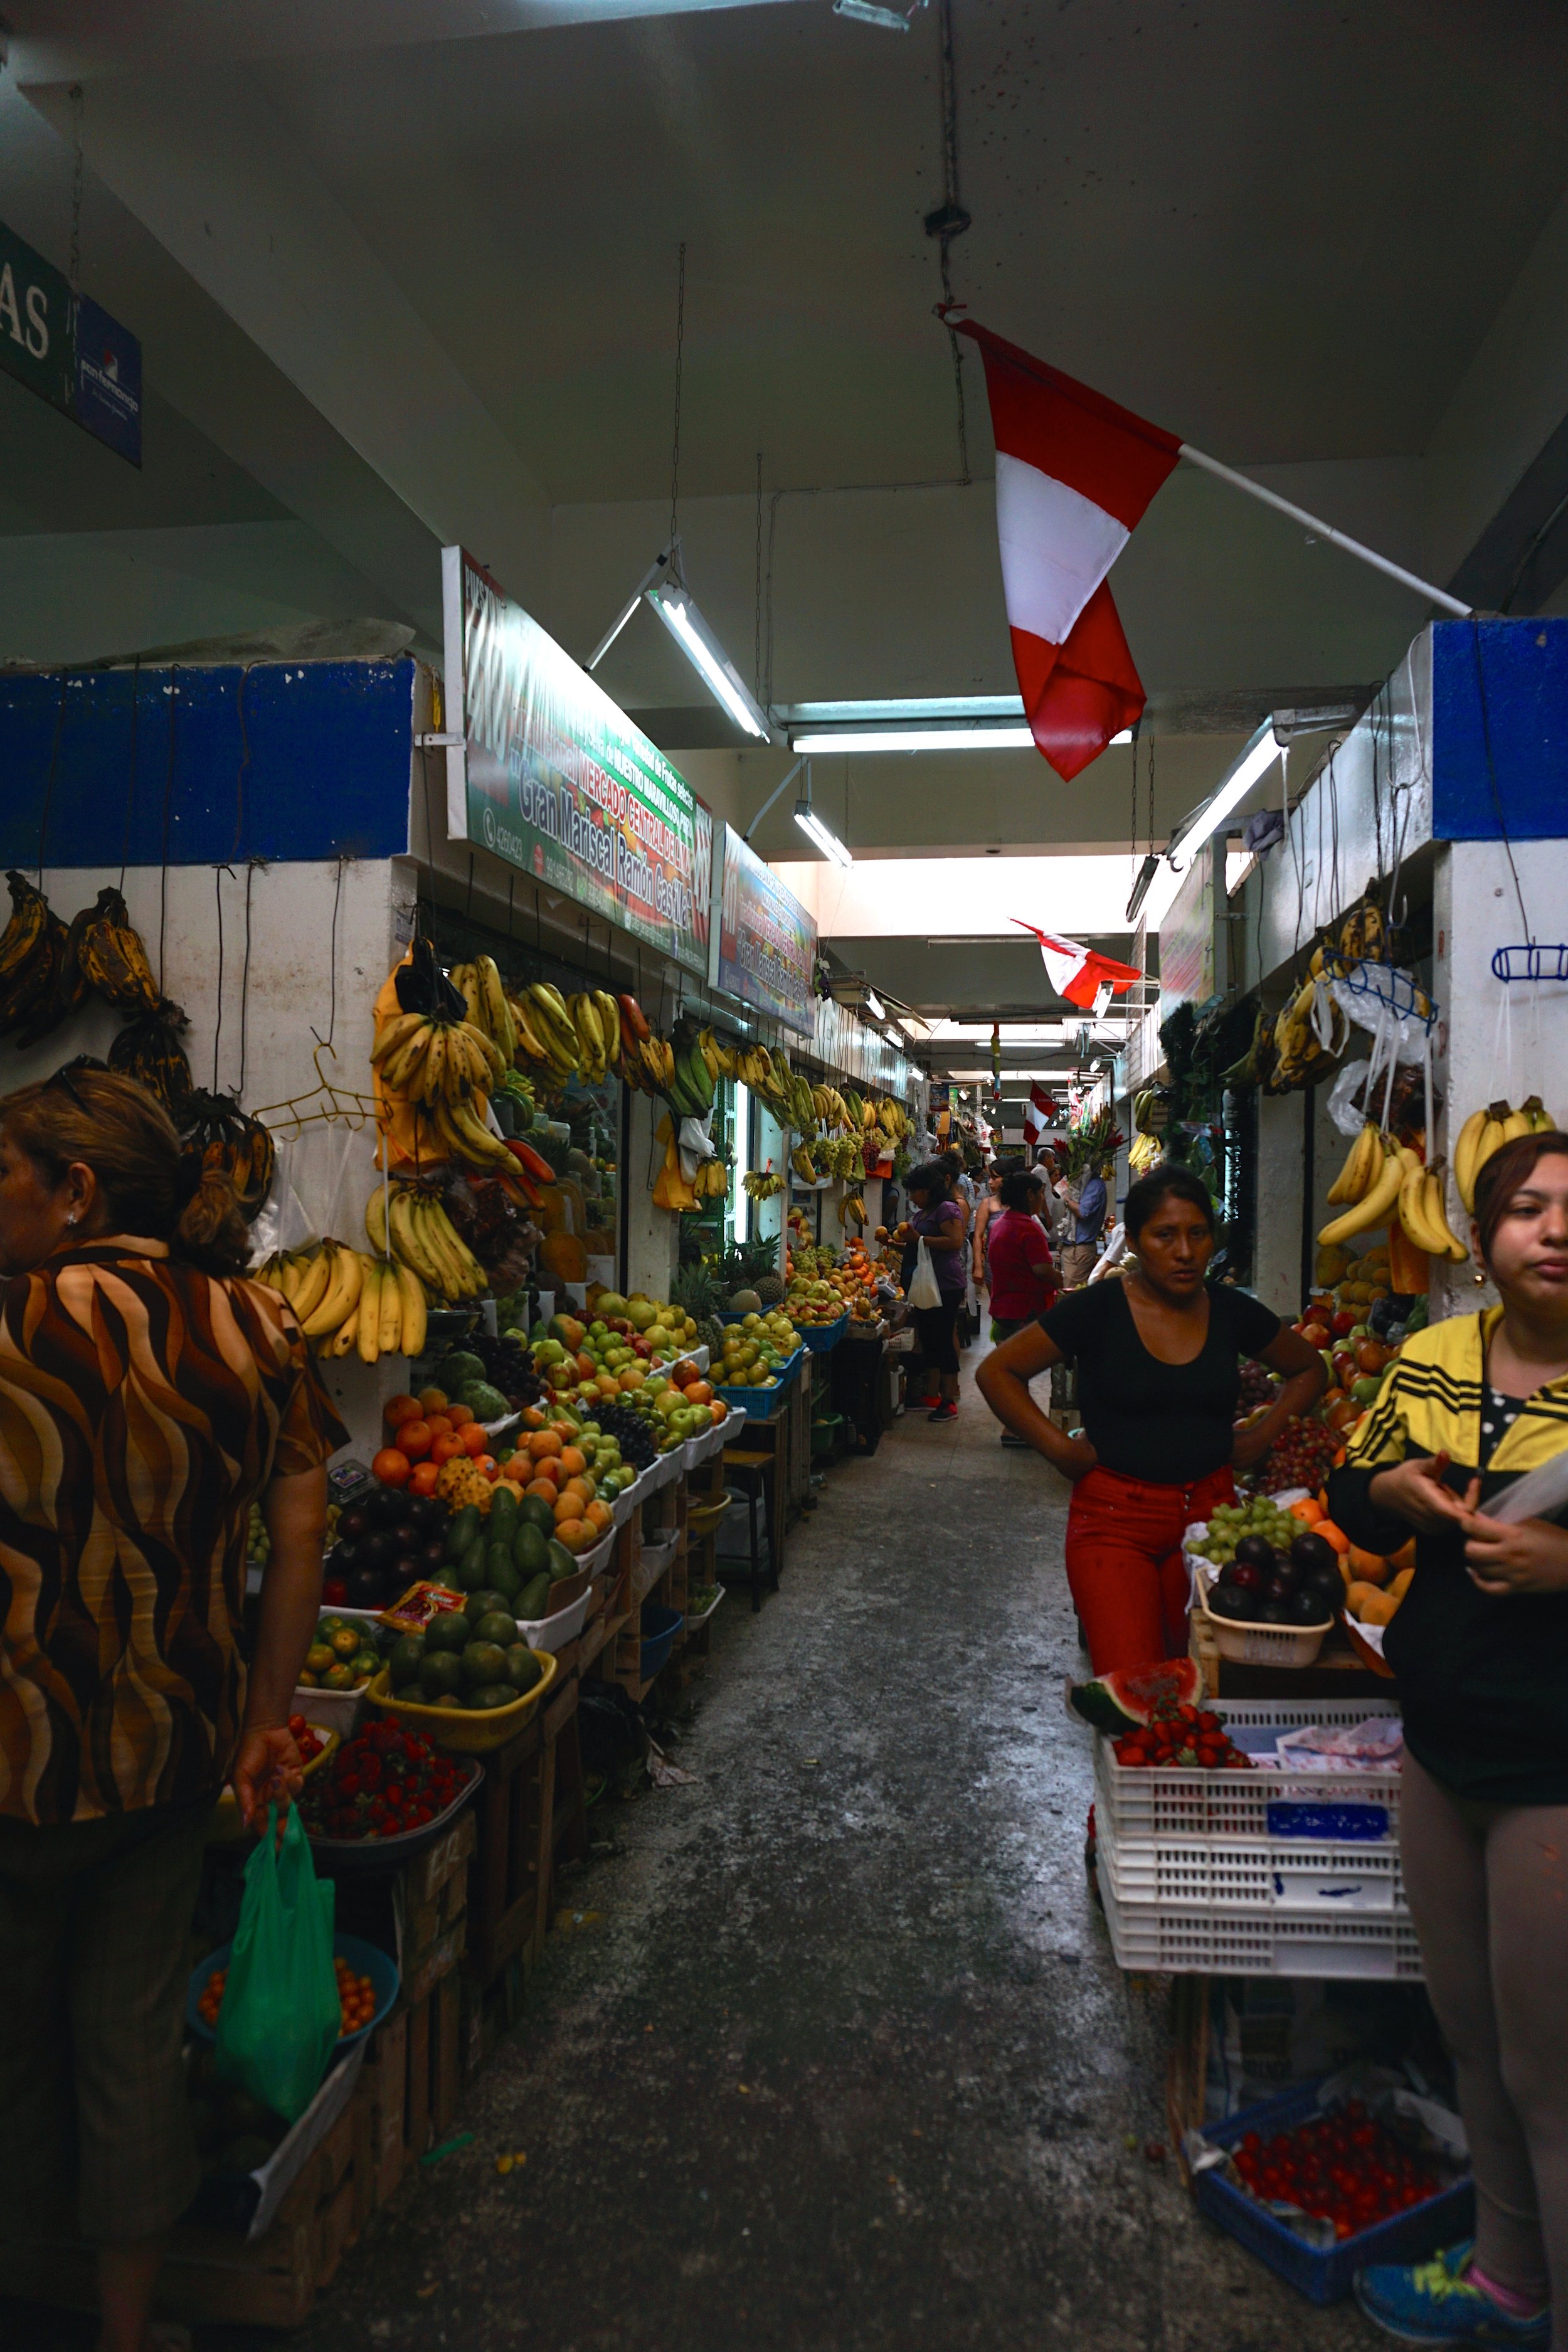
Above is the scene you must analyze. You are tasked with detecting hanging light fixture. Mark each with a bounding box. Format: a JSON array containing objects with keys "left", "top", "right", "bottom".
[{"left": 792, "top": 765, "right": 853, "bottom": 866}]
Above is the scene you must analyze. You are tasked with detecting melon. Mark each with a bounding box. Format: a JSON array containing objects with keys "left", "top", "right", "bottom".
[{"left": 1067, "top": 1658, "right": 1204, "bottom": 1734}]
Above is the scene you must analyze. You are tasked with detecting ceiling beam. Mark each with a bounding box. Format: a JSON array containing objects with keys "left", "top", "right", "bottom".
[{"left": 21, "top": 63, "right": 551, "bottom": 610}]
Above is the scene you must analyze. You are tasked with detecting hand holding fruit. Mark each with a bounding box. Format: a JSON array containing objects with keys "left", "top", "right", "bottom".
[
  {"left": 1367, "top": 1451, "right": 1475, "bottom": 1535},
  {"left": 1460, "top": 1510, "right": 1568, "bottom": 1598}
]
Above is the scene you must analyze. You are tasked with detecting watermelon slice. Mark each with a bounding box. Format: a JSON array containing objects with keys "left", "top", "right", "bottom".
[{"left": 1067, "top": 1658, "right": 1205, "bottom": 1734}]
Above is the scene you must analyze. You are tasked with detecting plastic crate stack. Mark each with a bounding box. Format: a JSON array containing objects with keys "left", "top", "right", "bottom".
[{"left": 1093, "top": 1700, "right": 1422, "bottom": 1981}]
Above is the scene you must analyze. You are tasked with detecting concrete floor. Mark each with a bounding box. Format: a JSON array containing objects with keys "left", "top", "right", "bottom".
[{"left": 6, "top": 1349, "right": 1391, "bottom": 2351}]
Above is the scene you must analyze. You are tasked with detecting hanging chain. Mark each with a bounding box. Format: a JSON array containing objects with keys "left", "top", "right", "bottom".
[
  {"left": 68, "top": 84, "right": 84, "bottom": 295},
  {"left": 667, "top": 241, "right": 686, "bottom": 558},
  {"left": 935, "top": 0, "right": 971, "bottom": 483}
]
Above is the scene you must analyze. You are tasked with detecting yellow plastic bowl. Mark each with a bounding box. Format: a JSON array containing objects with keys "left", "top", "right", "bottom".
[{"left": 364, "top": 1651, "right": 558, "bottom": 1752}]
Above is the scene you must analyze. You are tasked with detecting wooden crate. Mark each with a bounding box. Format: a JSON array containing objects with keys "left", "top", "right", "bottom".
[{"left": 467, "top": 1663, "right": 585, "bottom": 1984}]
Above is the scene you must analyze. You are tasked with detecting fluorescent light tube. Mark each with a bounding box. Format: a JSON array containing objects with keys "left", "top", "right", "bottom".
[
  {"left": 647, "top": 586, "right": 770, "bottom": 741},
  {"left": 1167, "top": 722, "right": 1282, "bottom": 870},
  {"left": 865, "top": 988, "right": 886, "bottom": 1021},
  {"left": 793, "top": 802, "right": 854, "bottom": 867},
  {"left": 790, "top": 725, "right": 1133, "bottom": 754}
]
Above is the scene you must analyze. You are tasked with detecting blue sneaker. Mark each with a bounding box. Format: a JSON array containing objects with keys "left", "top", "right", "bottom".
[{"left": 1355, "top": 2242, "right": 1549, "bottom": 2345}]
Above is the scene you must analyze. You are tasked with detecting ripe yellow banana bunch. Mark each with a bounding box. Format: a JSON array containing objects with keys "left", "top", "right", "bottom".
[
  {"left": 1325, "top": 1120, "right": 1384, "bottom": 1207},
  {"left": 447, "top": 956, "right": 517, "bottom": 1065},
  {"left": 638, "top": 1032, "right": 676, "bottom": 1091},
  {"left": 812, "top": 1084, "right": 849, "bottom": 1129},
  {"left": 692, "top": 1155, "right": 729, "bottom": 1200},
  {"left": 791, "top": 1144, "right": 819, "bottom": 1184},
  {"left": 1395, "top": 1149, "right": 1468, "bottom": 1264},
  {"left": 253, "top": 1237, "right": 427, "bottom": 1361},
  {"left": 1453, "top": 1096, "right": 1558, "bottom": 1212},
  {"left": 743, "top": 1168, "right": 785, "bottom": 1202},
  {"left": 371, "top": 1009, "right": 506, "bottom": 1109},
  {"left": 839, "top": 1192, "right": 867, "bottom": 1227},
  {"left": 1318, "top": 1136, "right": 1405, "bottom": 1246},
  {"left": 510, "top": 982, "right": 581, "bottom": 1081},
  {"left": 564, "top": 990, "right": 620, "bottom": 1084},
  {"left": 735, "top": 1044, "right": 773, "bottom": 1091},
  {"left": 698, "top": 1027, "right": 734, "bottom": 1083},
  {"left": 1128, "top": 1131, "right": 1162, "bottom": 1173},
  {"left": 366, "top": 1180, "right": 487, "bottom": 1306}
]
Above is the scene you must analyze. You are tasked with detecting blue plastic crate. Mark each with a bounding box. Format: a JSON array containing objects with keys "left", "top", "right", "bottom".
[
  {"left": 638, "top": 1603, "right": 683, "bottom": 1681},
  {"left": 711, "top": 1379, "right": 788, "bottom": 1421},
  {"left": 1194, "top": 2077, "right": 1473, "bottom": 2305},
  {"left": 799, "top": 1315, "right": 848, "bottom": 1353}
]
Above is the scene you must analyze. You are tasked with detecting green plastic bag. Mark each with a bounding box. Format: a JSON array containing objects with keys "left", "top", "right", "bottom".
[{"left": 215, "top": 1805, "right": 340, "bottom": 2124}]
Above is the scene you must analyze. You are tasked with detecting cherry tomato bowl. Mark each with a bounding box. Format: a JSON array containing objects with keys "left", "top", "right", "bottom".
[{"left": 187, "top": 1932, "right": 400, "bottom": 2053}]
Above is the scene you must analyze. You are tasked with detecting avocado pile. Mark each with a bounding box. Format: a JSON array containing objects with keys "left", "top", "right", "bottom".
[{"left": 386, "top": 1485, "right": 578, "bottom": 1714}]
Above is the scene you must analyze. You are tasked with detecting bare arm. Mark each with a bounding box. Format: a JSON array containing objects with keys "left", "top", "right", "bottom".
[
  {"left": 233, "top": 1465, "right": 327, "bottom": 1826},
  {"left": 923, "top": 1207, "right": 965, "bottom": 1253},
  {"left": 975, "top": 1321, "right": 1096, "bottom": 1478},
  {"left": 1232, "top": 1324, "right": 1330, "bottom": 1471}
]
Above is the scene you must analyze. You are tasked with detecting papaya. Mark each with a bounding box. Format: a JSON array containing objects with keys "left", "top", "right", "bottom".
[
  {"left": 1346, "top": 1545, "right": 1392, "bottom": 1586},
  {"left": 1345, "top": 1580, "right": 1396, "bottom": 1624}
]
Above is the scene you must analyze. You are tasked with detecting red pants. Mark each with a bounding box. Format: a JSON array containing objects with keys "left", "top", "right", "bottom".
[{"left": 1064, "top": 1463, "right": 1236, "bottom": 1675}]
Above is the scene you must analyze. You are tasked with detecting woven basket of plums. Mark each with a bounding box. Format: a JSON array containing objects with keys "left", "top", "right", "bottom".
[{"left": 1197, "top": 1525, "right": 1345, "bottom": 1668}]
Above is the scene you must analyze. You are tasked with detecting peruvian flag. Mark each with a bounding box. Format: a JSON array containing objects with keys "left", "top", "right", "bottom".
[
  {"left": 953, "top": 316, "right": 1181, "bottom": 781},
  {"left": 1024, "top": 1083, "right": 1059, "bottom": 1143},
  {"left": 1012, "top": 921, "right": 1142, "bottom": 1012}
]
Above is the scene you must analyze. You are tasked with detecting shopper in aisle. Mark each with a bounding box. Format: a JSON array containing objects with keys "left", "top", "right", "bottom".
[
  {"left": 976, "top": 1162, "right": 1325, "bottom": 1670},
  {"left": 1056, "top": 1157, "right": 1112, "bottom": 1286},
  {"left": 1325, "top": 1133, "right": 1568, "bottom": 2352},
  {"left": 971, "top": 1157, "right": 1022, "bottom": 1300},
  {"left": 986, "top": 1168, "right": 1059, "bottom": 1449},
  {"left": 0, "top": 1069, "right": 346, "bottom": 2352},
  {"left": 906, "top": 1159, "right": 968, "bottom": 1422}
]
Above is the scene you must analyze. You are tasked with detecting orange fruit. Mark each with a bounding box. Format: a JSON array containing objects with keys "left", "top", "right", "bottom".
[
  {"left": 384, "top": 1394, "right": 421, "bottom": 1428},
  {"left": 446, "top": 1404, "right": 475, "bottom": 1431},
  {"left": 553, "top": 1490, "right": 585, "bottom": 1525},
  {"left": 416, "top": 1387, "right": 448, "bottom": 1417},
  {"left": 554, "top": 1518, "right": 593, "bottom": 1553},
  {"left": 558, "top": 1446, "right": 586, "bottom": 1478},
  {"left": 525, "top": 1479, "right": 558, "bottom": 1504},
  {"left": 527, "top": 1428, "right": 563, "bottom": 1461},
  {"left": 371, "top": 1447, "right": 410, "bottom": 1487},
  {"left": 408, "top": 1461, "right": 441, "bottom": 1497},
  {"left": 584, "top": 1500, "right": 612, "bottom": 1534}
]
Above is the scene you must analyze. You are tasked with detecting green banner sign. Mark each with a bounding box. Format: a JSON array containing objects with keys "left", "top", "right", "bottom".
[
  {"left": 442, "top": 549, "right": 711, "bottom": 975},
  {"left": 0, "top": 216, "right": 141, "bottom": 465}
]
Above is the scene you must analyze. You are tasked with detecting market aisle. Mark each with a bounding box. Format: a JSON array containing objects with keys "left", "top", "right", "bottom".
[{"left": 22, "top": 1349, "right": 1382, "bottom": 2352}]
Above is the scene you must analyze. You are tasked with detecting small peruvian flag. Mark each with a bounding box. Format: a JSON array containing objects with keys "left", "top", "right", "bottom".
[
  {"left": 1024, "top": 1083, "right": 1059, "bottom": 1143},
  {"left": 953, "top": 316, "right": 1181, "bottom": 781},
  {"left": 1012, "top": 921, "right": 1142, "bottom": 1012}
]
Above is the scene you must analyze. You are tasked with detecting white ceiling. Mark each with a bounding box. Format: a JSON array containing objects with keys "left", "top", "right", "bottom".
[{"left": 2, "top": 0, "right": 1567, "bottom": 969}]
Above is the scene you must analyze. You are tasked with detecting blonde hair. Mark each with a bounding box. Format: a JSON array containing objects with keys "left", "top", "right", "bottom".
[{"left": 1, "top": 1067, "right": 250, "bottom": 1276}]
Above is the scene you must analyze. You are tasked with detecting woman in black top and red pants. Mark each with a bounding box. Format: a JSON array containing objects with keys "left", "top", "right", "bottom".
[{"left": 978, "top": 1164, "right": 1325, "bottom": 1671}]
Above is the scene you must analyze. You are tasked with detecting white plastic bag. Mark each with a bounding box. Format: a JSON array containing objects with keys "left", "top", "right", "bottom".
[{"left": 908, "top": 1239, "right": 941, "bottom": 1311}]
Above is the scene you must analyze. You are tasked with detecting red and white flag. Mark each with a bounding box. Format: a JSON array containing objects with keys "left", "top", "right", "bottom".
[
  {"left": 1024, "top": 1083, "right": 1059, "bottom": 1143},
  {"left": 1011, "top": 921, "right": 1142, "bottom": 1012},
  {"left": 953, "top": 316, "right": 1181, "bottom": 781}
]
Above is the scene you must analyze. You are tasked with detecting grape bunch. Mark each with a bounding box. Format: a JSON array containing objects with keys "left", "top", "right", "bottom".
[
  {"left": 1238, "top": 1357, "right": 1279, "bottom": 1410},
  {"left": 1258, "top": 1413, "right": 1342, "bottom": 1495},
  {"left": 467, "top": 1330, "right": 543, "bottom": 1411},
  {"left": 588, "top": 1401, "right": 659, "bottom": 1470}
]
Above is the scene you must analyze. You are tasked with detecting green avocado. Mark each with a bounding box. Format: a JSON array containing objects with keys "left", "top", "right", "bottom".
[
  {"left": 423, "top": 1613, "right": 469, "bottom": 1656},
  {"left": 420, "top": 1648, "right": 465, "bottom": 1698},
  {"left": 472, "top": 1610, "right": 519, "bottom": 1650},
  {"left": 442, "top": 1503, "right": 482, "bottom": 1562},
  {"left": 547, "top": 1539, "right": 578, "bottom": 1581},
  {"left": 504, "top": 1645, "right": 543, "bottom": 1696},
  {"left": 462, "top": 1639, "right": 510, "bottom": 1688},
  {"left": 515, "top": 1574, "right": 551, "bottom": 1623},
  {"left": 512, "top": 1521, "right": 549, "bottom": 1576},
  {"left": 517, "top": 1493, "right": 557, "bottom": 1536},
  {"left": 465, "top": 1682, "right": 517, "bottom": 1711},
  {"left": 465, "top": 1589, "right": 512, "bottom": 1626}
]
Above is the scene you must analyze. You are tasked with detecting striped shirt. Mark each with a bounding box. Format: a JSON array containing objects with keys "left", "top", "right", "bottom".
[{"left": 0, "top": 1236, "right": 347, "bottom": 1825}]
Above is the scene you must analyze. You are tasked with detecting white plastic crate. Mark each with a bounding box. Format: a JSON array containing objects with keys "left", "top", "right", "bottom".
[
  {"left": 1093, "top": 1698, "right": 1402, "bottom": 1849},
  {"left": 1097, "top": 1829, "right": 1406, "bottom": 1915},
  {"left": 1097, "top": 1863, "right": 1424, "bottom": 1981}
]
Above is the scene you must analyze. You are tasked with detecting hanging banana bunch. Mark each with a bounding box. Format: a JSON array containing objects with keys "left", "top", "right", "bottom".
[
  {"left": 183, "top": 1089, "right": 277, "bottom": 1221},
  {"left": 108, "top": 1002, "right": 194, "bottom": 1117},
  {"left": 364, "top": 1180, "right": 485, "bottom": 1310},
  {"left": 743, "top": 1168, "right": 785, "bottom": 1203},
  {"left": 1453, "top": 1097, "right": 1558, "bottom": 1212}
]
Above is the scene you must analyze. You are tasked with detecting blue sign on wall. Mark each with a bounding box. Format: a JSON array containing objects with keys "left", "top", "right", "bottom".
[
  {"left": 0, "top": 659, "right": 416, "bottom": 868},
  {"left": 1431, "top": 617, "right": 1568, "bottom": 841}
]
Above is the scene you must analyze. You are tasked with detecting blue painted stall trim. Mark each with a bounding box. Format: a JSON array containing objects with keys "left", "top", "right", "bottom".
[
  {"left": 0, "top": 659, "right": 415, "bottom": 867},
  {"left": 1431, "top": 617, "right": 1568, "bottom": 842}
]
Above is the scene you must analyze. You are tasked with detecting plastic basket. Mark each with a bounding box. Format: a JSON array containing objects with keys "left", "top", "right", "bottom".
[
  {"left": 365, "top": 1652, "right": 558, "bottom": 1752},
  {"left": 1097, "top": 1860, "right": 1424, "bottom": 1979},
  {"left": 1092, "top": 1700, "right": 1402, "bottom": 1849},
  {"left": 1194, "top": 1593, "right": 1333, "bottom": 1670},
  {"left": 638, "top": 1602, "right": 683, "bottom": 1680},
  {"left": 799, "top": 1315, "right": 848, "bottom": 1353},
  {"left": 188, "top": 1932, "right": 400, "bottom": 2053},
  {"left": 1097, "top": 1832, "right": 1406, "bottom": 1915},
  {"left": 712, "top": 1379, "right": 788, "bottom": 1421},
  {"left": 1193, "top": 2078, "right": 1473, "bottom": 2304}
]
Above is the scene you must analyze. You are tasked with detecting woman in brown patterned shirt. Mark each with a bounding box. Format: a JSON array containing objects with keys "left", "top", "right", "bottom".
[{"left": 0, "top": 1067, "right": 346, "bottom": 2352}]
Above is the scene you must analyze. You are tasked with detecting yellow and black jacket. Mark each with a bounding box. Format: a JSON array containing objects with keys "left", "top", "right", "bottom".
[{"left": 1327, "top": 1308, "right": 1568, "bottom": 1804}]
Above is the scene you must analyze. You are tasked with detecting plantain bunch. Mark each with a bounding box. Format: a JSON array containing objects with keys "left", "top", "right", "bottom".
[
  {"left": 107, "top": 1000, "right": 194, "bottom": 1116},
  {"left": 182, "top": 1089, "right": 277, "bottom": 1221}
]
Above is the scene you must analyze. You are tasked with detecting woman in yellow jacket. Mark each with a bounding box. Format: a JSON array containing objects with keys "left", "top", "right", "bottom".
[{"left": 1327, "top": 1131, "right": 1568, "bottom": 2350}]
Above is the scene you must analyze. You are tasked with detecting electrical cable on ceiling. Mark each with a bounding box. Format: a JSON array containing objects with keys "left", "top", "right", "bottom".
[
  {"left": 754, "top": 451, "right": 765, "bottom": 699},
  {"left": 931, "top": 0, "right": 971, "bottom": 484},
  {"left": 67, "top": 84, "right": 83, "bottom": 295},
  {"left": 668, "top": 242, "right": 687, "bottom": 558}
]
